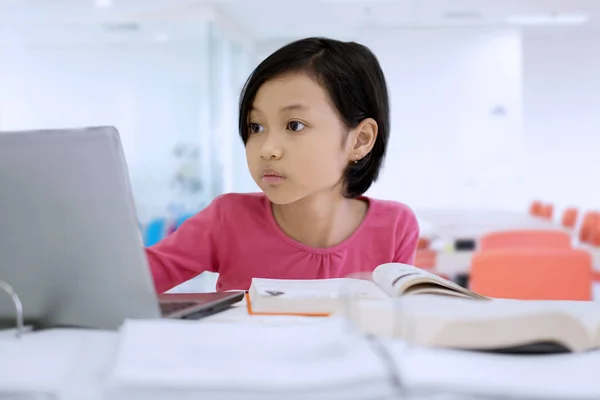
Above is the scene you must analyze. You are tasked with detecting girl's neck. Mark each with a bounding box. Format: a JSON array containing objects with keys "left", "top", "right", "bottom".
[{"left": 271, "top": 190, "right": 368, "bottom": 248}]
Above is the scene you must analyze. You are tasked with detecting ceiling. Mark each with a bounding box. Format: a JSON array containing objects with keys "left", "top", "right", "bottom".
[{"left": 0, "top": 0, "right": 599, "bottom": 45}]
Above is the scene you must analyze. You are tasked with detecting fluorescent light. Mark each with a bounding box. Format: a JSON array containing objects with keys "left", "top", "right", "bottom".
[
  {"left": 507, "top": 14, "right": 589, "bottom": 26},
  {"left": 94, "top": 0, "right": 113, "bottom": 8}
]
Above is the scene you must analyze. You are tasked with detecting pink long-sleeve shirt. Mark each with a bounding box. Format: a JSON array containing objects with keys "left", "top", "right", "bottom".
[{"left": 146, "top": 193, "right": 420, "bottom": 293}]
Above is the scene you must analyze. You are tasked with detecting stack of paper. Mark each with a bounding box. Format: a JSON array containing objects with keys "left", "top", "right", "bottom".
[{"left": 106, "top": 317, "right": 398, "bottom": 400}]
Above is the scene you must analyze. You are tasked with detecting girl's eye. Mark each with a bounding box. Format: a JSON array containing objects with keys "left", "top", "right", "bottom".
[
  {"left": 248, "top": 123, "right": 264, "bottom": 134},
  {"left": 287, "top": 121, "right": 306, "bottom": 132}
]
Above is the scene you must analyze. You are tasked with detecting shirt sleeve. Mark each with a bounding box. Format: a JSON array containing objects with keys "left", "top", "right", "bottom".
[
  {"left": 393, "top": 210, "right": 420, "bottom": 265},
  {"left": 145, "top": 196, "right": 224, "bottom": 293}
]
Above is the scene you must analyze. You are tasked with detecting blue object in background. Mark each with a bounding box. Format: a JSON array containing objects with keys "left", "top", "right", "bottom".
[
  {"left": 175, "top": 213, "right": 195, "bottom": 229},
  {"left": 144, "top": 218, "right": 167, "bottom": 247}
]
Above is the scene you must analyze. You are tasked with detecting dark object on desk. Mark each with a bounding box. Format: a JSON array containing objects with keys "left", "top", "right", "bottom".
[
  {"left": 477, "top": 341, "right": 571, "bottom": 355},
  {"left": 159, "top": 292, "right": 244, "bottom": 319},
  {"left": 454, "top": 273, "right": 470, "bottom": 289},
  {"left": 0, "top": 126, "right": 243, "bottom": 332},
  {"left": 454, "top": 239, "right": 476, "bottom": 251}
]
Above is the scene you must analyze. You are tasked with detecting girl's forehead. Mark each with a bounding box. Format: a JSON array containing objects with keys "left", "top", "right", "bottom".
[{"left": 252, "top": 73, "right": 330, "bottom": 112}]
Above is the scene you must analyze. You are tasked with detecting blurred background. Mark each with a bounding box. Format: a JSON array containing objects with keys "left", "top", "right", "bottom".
[{"left": 0, "top": 0, "right": 598, "bottom": 292}]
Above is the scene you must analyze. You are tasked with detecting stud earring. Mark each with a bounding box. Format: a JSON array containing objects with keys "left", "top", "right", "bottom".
[{"left": 354, "top": 155, "right": 360, "bottom": 164}]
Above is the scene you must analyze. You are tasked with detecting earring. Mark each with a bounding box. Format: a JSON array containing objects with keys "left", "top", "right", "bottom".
[{"left": 354, "top": 155, "right": 360, "bottom": 164}]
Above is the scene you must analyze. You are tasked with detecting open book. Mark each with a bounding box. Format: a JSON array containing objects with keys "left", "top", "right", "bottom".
[
  {"left": 352, "top": 295, "right": 600, "bottom": 353},
  {"left": 247, "top": 263, "right": 600, "bottom": 353},
  {"left": 246, "top": 263, "right": 487, "bottom": 316}
]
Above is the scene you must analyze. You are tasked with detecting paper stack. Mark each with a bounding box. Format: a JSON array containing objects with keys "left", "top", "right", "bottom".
[{"left": 105, "top": 317, "right": 399, "bottom": 400}]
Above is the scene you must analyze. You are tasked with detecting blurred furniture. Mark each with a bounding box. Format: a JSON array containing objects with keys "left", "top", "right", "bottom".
[
  {"left": 529, "top": 200, "right": 543, "bottom": 216},
  {"left": 175, "top": 213, "right": 195, "bottom": 229},
  {"left": 470, "top": 248, "right": 593, "bottom": 301},
  {"left": 414, "top": 249, "right": 451, "bottom": 280},
  {"left": 414, "top": 249, "right": 436, "bottom": 269},
  {"left": 561, "top": 207, "right": 578, "bottom": 229},
  {"left": 589, "top": 219, "right": 600, "bottom": 247},
  {"left": 417, "top": 237, "right": 430, "bottom": 250},
  {"left": 144, "top": 218, "right": 167, "bottom": 247},
  {"left": 479, "top": 229, "right": 571, "bottom": 252},
  {"left": 417, "top": 209, "right": 560, "bottom": 244},
  {"left": 416, "top": 208, "right": 566, "bottom": 277},
  {"left": 538, "top": 203, "right": 554, "bottom": 220},
  {"left": 579, "top": 211, "right": 600, "bottom": 243},
  {"left": 587, "top": 220, "right": 600, "bottom": 282}
]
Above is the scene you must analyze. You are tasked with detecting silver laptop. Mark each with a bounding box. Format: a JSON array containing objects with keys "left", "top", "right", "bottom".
[{"left": 0, "top": 127, "right": 243, "bottom": 331}]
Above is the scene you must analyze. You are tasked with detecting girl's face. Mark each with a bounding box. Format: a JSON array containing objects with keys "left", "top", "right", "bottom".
[{"left": 245, "top": 72, "right": 354, "bottom": 205}]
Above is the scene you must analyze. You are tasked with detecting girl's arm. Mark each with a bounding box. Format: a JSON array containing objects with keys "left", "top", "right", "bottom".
[
  {"left": 145, "top": 198, "right": 224, "bottom": 293},
  {"left": 393, "top": 214, "right": 420, "bottom": 265}
]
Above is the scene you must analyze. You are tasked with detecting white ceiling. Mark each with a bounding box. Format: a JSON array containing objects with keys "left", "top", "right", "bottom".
[{"left": 0, "top": 0, "right": 599, "bottom": 45}]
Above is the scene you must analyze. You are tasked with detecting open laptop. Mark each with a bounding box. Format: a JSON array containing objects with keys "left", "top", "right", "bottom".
[{"left": 0, "top": 127, "right": 243, "bottom": 331}]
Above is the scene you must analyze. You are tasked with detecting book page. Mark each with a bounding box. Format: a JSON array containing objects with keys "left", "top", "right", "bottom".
[
  {"left": 372, "top": 263, "right": 487, "bottom": 299},
  {"left": 397, "top": 295, "right": 600, "bottom": 352},
  {"left": 251, "top": 278, "right": 388, "bottom": 300}
]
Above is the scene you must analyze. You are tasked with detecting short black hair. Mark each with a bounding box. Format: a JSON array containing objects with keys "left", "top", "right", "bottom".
[{"left": 238, "top": 37, "right": 390, "bottom": 198}]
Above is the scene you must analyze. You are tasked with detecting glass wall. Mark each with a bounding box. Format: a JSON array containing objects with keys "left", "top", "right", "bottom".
[
  {"left": 0, "top": 19, "right": 255, "bottom": 292},
  {"left": 168, "top": 23, "right": 256, "bottom": 292},
  {"left": 0, "top": 21, "right": 253, "bottom": 221}
]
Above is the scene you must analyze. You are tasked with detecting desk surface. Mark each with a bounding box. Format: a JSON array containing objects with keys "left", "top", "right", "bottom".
[
  {"left": 2, "top": 302, "right": 600, "bottom": 400},
  {"left": 2, "top": 210, "right": 598, "bottom": 399}
]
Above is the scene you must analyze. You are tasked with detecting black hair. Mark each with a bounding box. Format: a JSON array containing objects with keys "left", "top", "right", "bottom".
[{"left": 238, "top": 37, "right": 390, "bottom": 198}]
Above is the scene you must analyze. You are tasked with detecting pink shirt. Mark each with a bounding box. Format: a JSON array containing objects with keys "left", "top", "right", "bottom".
[{"left": 146, "top": 193, "right": 420, "bottom": 293}]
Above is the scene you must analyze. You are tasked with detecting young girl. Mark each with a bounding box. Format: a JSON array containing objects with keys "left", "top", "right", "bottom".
[{"left": 146, "top": 37, "right": 419, "bottom": 293}]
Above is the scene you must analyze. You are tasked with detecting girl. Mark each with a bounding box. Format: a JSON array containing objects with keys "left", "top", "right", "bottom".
[{"left": 146, "top": 37, "right": 419, "bottom": 293}]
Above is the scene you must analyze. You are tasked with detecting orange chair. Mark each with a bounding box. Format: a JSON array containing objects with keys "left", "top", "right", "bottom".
[
  {"left": 414, "top": 249, "right": 436, "bottom": 269},
  {"left": 589, "top": 219, "right": 600, "bottom": 247},
  {"left": 539, "top": 203, "right": 554, "bottom": 219},
  {"left": 417, "top": 237, "right": 430, "bottom": 250},
  {"left": 413, "top": 249, "right": 450, "bottom": 280},
  {"left": 479, "top": 230, "right": 571, "bottom": 252},
  {"left": 470, "top": 248, "right": 593, "bottom": 301},
  {"left": 584, "top": 221, "right": 600, "bottom": 283},
  {"left": 561, "top": 207, "right": 578, "bottom": 229},
  {"left": 529, "top": 200, "right": 543, "bottom": 216},
  {"left": 579, "top": 211, "right": 600, "bottom": 243}
]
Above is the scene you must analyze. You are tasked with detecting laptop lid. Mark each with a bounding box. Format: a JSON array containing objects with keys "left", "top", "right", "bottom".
[{"left": 0, "top": 127, "right": 162, "bottom": 330}]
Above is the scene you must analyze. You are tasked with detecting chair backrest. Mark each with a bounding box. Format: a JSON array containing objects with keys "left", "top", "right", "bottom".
[
  {"left": 561, "top": 207, "right": 578, "bottom": 228},
  {"left": 479, "top": 230, "right": 571, "bottom": 252},
  {"left": 529, "top": 200, "right": 543, "bottom": 216},
  {"left": 414, "top": 249, "right": 436, "bottom": 269},
  {"left": 579, "top": 211, "right": 600, "bottom": 243},
  {"left": 470, "top": 248, "right": 593, "bottom": 301},
  {"left": 539, "top": 203, "right": 554, "bottom": 219},
  {"left": 417, "top": 237, "right": 430, "bottom": 250},
  {"left": 589, "top": 219, "right": 600, "bottom": 247}
]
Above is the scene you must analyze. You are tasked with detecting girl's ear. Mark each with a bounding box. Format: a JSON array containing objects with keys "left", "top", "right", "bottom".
[{"left": 347, "top": 118, "right": 378, "bottom": 163}]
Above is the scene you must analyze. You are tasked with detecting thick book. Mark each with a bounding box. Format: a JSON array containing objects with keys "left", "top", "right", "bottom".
[
  {"left": 352, "top": 294, "right": 600, "bottom": 353},
  {"left": 246, "top": 263, "right": 487, "bottom": 316},
  {"left": 246, "top": 263, "right": 600, "bottom": 353}
]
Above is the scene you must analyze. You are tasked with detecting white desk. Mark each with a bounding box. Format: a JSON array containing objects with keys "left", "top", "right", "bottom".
[
  {"left": 2, "top": 303, "right": 600, "bottom": 400},
  {"left": 417, "top": 208, "right": 563, "bottom": 242}
]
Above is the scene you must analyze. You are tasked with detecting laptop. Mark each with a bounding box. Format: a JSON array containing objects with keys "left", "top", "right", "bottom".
[{"left": 0, "top": 127, "right": 243, "bottom": 331}]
